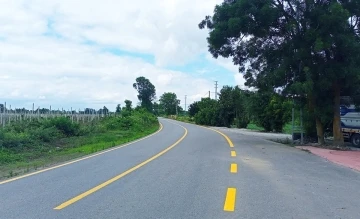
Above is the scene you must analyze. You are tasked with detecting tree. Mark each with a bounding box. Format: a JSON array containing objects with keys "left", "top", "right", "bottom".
[
  {"left": 122, "top": 100, "right": 133, "bottom": 117},
  {"left": 115, "top": 104, "right": 121, "bottom": 114},
  {"left": 188, "top": 101, "right": 199, "bottom": 117},
  {"left": 159, "top": 92, "right": 180, "bottom": 115},
  {"left": 133, "top": 76, "right": 156, "bottom": 112},
  {"left": 200, "top": 0, "right": 360, "bottom": 146},
  {"left": 194, "top": 98, "right": 220, "bottom": 126},
  {"left": 247, "top": 91, "right": 291, "bottom": 132},
  {"left": 153, "top": 102, "right": 160, "bottom": 116},
  {"left": 233, "top": 86, "right": 250, "bottom": 128},
  {"left": 103, "top": 106, "right": 109, "bottom": 116},
  {"left": 216, "top": 85, "right": 250, "bottom": 128},
  {"left": 123, "top": 100, "right": 132, "bottom": 111},
  {"left": 218, "top": 86, "right": 236, "bottom": 127},
  {"left": 85, "top": 108, "right": 96, "bottom": 114}
]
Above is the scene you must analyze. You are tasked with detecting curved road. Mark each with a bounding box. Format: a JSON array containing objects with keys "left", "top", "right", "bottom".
[{"left": 1, "top": 118, "right": 360, "bottom": 218}]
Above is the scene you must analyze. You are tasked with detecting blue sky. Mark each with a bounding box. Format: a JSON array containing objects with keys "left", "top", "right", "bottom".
[{"left": 0, "top": 0, "right": 244, "bottom": 111}]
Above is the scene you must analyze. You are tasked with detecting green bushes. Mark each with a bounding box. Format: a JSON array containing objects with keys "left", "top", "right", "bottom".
[
  {"left": 188, "top": 86, "right": 292, "bottom": 133},
  {"left": 194, "top": 98, "right": 220, "bottom": 126},
  {"left": 248, "top": 92, "right": 292, "bottom": 132},
  {"left": 0, "top": 131, "right": 34, "bottom": 150},
  {"left": 28, "top": 126, "right": 60, "bottom": 143},
  {"left": 45, "top": 117, "right": 80, "bottom": 137},
  {"left": 0, "top": 110, "right": 158, "bottom": 171}
]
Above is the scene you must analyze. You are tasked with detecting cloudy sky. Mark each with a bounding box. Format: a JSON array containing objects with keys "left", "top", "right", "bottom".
[{"left": 0, "top": 0, "right": 245, "bottom": 111}]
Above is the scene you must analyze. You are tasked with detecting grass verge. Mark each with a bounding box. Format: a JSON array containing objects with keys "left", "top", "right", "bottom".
[{"left": 0, "top": 109, "right": 159, "bottom": 180}]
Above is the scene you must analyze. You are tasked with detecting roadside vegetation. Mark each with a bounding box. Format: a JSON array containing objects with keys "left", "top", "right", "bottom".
[
  {"left": 197, "top": 0, "right": 360, "bottom": 147},
  {"left": 0, "top": 76, "right": 159, "bottom": 180},
  {"left": 0, "top": 107, "right": 158, "bottom": 179},
  {"left": 159, "top": 87, "right": 294, "bottom": 135}
]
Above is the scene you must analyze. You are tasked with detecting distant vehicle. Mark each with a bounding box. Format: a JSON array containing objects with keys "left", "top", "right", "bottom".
[{"left": 341, "top": 105, "right": 360, "bottom": 147}]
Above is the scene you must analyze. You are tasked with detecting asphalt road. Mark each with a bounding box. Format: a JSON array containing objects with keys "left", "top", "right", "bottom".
[{"left": 1, "top": 118, "right": 360, "bottom": 219}]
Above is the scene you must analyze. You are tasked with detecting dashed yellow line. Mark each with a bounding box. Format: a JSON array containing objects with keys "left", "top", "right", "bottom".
[
  {"left": 54, "top": 124, "right": 188, "bottom": 210},
  {"left": 167, "top": 119, "right": 239, "bottom": 213},
  {"left": 230, "top": 163, "right": 238, "bottom": 173},
  {"left": 224, "top": 188, "right": 236, "bottom": 211}
]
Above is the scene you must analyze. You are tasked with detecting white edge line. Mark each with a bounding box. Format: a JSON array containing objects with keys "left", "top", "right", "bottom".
[{"left": 0, "top": 122, "right": 163, "bottom": 185}]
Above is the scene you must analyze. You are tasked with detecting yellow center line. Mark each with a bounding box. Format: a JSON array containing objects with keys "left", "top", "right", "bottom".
[
  {"left": 207, "top": 128, "right": 234, "bottom": 147},
  {"left": 0, "top": 123, "right": 164, "bottom": 185},
  {"left": 231, "top": 151, "right": 236, "bottom": 157},
  {"left": 167, "top": 119, "right": 234, "bottom": 148},
  {"left": 224, "top": 188, "right": 236, "bottom": 211},
  {"left": 54, "top": 124, "right": 188, "bottom": 210},
  {"left": 230, "top": 163, "right": 237, "bottom": 173}
]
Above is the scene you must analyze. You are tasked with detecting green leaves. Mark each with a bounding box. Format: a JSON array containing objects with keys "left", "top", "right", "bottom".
[
  {"left": 159, "top": 92, "right": 180, "bottom": 116},
  {"left": 133, "top": 77, "right": 156, "bottom": 112},
  {"left": 194, "top": 98, "right": 220, "bottom": 126},
  {"left": 200, "top": 0, "right": 360, "bottom": 143},
  {"left": 188, "top": 102, "right": 199, "bottom": 117}
]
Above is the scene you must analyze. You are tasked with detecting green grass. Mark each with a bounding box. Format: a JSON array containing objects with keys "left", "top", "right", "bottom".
[
  {"left": 0, "top": 111, "right": 159, "bottom": 180},
  {"left": 283, "top": 123, "right": 293, "bottom": 134},
  {"left": 246, "top": 122, "right": 293, "bottom": 134},
  {"left": 246, "top": 123, "right": 265, "bottom": 131},
  {"left": 63, "top": 126, "right": 158, "bottom": 155},
  {"left": 167, "top": 115, "right": 195, "bottom": 124}
]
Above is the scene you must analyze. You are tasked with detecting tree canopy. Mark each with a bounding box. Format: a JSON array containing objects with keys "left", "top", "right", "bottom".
[
  {"left": 200, "top": 0, "right": 360, "bottom": 145},
  {"left": 159, "top": 92, "right": 180, "bottom": 115},
  {"left": 188, "top": 101, "right": 200, "bottom": 117},
  {"left": 133, "top": 76, "right": 156, "bottom": 112}
]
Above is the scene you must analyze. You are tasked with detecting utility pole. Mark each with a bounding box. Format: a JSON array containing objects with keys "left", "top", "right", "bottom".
[
  {"left": 175, "top": 100, "right": 178, "bottom": 116},
  {"left": 185, "top": 95, "right": 187, "bottom": 112},
  {"left": 209, "top": 91, "right": 210, "bottom": 98},
  {"left": 215, "top": 81, "right": 218, "bottom": 100}
]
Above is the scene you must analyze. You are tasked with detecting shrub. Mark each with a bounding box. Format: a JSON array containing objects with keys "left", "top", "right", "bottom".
[
  {"left": 0, "top": 150, "right": 23, "bottom": 164},
  {"left": 46, "top": 117, "right": 80, "bottom": 136},
  {"left": 29, "top": 126, "right": 61, "bottom": 142},
  {"left": 0, "top": 132, "right": 34, "bottom": 150}
]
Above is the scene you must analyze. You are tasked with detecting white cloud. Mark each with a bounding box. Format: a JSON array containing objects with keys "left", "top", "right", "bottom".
[
  {"left": 206, "top": 54, "right": 249, "bottom": 89},
  {"left": 0, "top": 0, "right": 234, "bottom": 110}
]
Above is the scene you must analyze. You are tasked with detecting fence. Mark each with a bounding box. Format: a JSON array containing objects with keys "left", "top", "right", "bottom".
[{"left": 0, "top": 103, "right": 113, "bottom": 127}]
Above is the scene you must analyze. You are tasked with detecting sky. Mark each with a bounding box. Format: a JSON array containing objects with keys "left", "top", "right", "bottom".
[{"left": 0, "top": 0, "right": 246, "bottom": 111}]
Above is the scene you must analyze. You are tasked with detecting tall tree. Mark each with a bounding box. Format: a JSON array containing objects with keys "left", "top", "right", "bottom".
[
  {"left": 124, "top": 100, "right": 132, "bottom": 111},
  {"left": 218, "top": 86, "right": 236, "bottom": 127},
  {"left": 233, "top": 86, "right": 250, "bottom": 128},
  {"left": 159, "top": 92, "right": 180, "bottom": 115},
  {"left": 115, "top": 104, "right": 121, "bottom": 114},
  {"left": 200, "top": 0, "right": 360, "bottom": 146},
  {"left": 133, "top": 76, "right": 156, "bottom": 112}
]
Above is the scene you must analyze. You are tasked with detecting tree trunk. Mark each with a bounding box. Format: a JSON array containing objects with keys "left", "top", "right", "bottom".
[
  {"left": 315, "top": 117, "right": 325, "bottom": 145},
  {"left": 309, "top": 95, "right": 325, "bottom": 144},
  {"left": 332, "top": 81, "right": 344, "bottom": 146}
]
